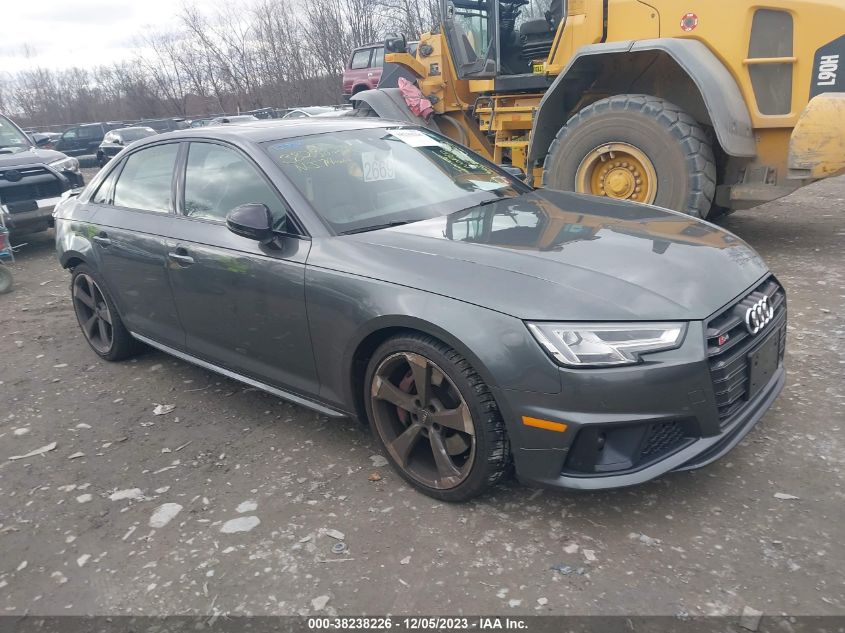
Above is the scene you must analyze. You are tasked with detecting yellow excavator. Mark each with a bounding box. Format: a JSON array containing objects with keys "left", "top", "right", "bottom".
[{"left": 351, "top": 0, "right": 845, "bottom": 218}]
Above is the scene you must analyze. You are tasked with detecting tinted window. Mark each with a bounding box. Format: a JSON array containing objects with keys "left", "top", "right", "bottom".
[
  {"left": 183, "top": 142, "right": 287, "bottom": 227},
  {"left": 78, "top": 126, "right": 102, "bottom": 139},
  {"left": 372, "top": 47, "right": 385, "bottom": 68},
  {"left": 350, "top": 49, "right": 371, "bottom": 69},
  {"left": 113, "top": 143, "right": 179, "bottom": 213},
  {"left": 62, "top": 128, "right": 79, "bottom": 140}
]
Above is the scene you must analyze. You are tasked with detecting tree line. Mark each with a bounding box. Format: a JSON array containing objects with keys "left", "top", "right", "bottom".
[{"left": 0, "top": 0, "right": 439, "bottom": 130}]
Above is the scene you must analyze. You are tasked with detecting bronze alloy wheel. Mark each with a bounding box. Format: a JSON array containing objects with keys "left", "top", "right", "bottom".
[
  {"left": 72, "top": 273, "right": 114, "bottom": 354},
  {"left": 369, "top": 351, "right": 476, "bottom": 490}
]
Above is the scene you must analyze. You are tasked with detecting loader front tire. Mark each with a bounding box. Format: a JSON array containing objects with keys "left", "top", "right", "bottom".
[{"left": 543, "top": 95, "right": 717, "bottom": 218}]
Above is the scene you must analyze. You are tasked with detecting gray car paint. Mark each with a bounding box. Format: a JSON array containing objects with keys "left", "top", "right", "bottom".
[{"left": 55, "top": 119, "right": 782, "bottom": 490}]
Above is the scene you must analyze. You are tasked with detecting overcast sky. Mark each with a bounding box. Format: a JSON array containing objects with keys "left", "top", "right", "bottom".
[{"left": 0, "top": 1, "right": 219, "bottom": 76}]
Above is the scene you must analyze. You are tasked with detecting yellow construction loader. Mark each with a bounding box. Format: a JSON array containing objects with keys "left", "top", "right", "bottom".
[{"left": 352, "top": 0, "right": 845, "bottom": 218}]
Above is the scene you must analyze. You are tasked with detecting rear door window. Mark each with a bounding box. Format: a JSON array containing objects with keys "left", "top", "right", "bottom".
[
  {"left": 350, "top": 49, "right": 371, "bottom": 69},
  {"left": 372, "top": 47, "right": 385, "bottom": 68},
  {"left": 113, "top": 143, "right": 179, "bottom": 213},
  {"left": 78, "top": 126, "right": 101, "bottom": 139}
]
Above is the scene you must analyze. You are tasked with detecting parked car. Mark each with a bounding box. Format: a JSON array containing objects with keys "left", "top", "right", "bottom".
[
  {"left": 207, "top": 115, "right": 260, "bottom": 126},
  {"left": 29, "top": 132, "right": 61, "bottom": 149},
  {"left": 55, "top": 119, "right": 785, "bottom": 501},
  {"left": 342, "top": 41, "right": 418, "bottom": 99},
  {"left": 139, "top": 118, "right": 189, "bottom": 133},
  {"left": 281, "top": 106, "right": 344, "bottom": 119},
  {"left": 96, "top": 126, "right": 158, "bottom": 166},
  {"left": 1, "top": 112, "right": 84, "bottom": 235},
  {"left": 54, "top": 122, "right": 124, "bottom": 157}
]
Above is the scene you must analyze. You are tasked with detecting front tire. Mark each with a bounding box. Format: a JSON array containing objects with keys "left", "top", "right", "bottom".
[
  {"left": 70, "top": 264, "right": 142, "bottom": 361},
  {"left": 364, "top": 333, "right": 510, "bottom": 502},
  {"left": 543, "top": 94, "right": 717, "bottom": 218}
]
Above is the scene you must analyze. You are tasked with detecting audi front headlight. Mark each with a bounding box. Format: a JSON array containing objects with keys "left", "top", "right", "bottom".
[
  {"left": 527, "top": 322, "right": 686, "bottom": 367},
  {"left": 50, "top": 156, "right": 80, "bottom": 174}
]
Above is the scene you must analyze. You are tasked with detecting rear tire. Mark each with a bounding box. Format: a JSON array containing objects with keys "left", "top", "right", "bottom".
[
  {"left": 543, "top": 94, "right": 717, "bottom": 218},
  {"left": 70, "top": 264, "right": 142, "bottom": 361},
  {"left": 364, "top": 333, "right": 510, "bottom": 502}
]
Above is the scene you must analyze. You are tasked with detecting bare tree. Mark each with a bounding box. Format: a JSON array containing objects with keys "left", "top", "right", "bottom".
[{"left": 3, "top": 0, "right": 448, "bottom": 128}]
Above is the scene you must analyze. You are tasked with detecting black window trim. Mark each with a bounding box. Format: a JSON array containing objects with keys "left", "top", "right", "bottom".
[{"left": 175, "top": 138, "right": 310, "bottom": 239}]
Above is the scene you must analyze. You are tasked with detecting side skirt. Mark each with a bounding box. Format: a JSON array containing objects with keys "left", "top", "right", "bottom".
[{"left": 131, "top": 332, "right": 348, "bottom": 418}]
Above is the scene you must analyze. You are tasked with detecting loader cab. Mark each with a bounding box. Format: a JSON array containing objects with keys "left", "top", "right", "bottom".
[{"left": 441, "top": 0, "right": 561, "bottom": 87}]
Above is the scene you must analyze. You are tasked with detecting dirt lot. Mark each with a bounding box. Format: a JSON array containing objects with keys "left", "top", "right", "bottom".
[{"left": 0, "top": 172, "right": 843, "bottom": 618}]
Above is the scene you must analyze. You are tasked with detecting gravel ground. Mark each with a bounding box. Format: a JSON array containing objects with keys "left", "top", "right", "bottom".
[{"left": 0, "top": 172, "right": 843, "bottom": 617}]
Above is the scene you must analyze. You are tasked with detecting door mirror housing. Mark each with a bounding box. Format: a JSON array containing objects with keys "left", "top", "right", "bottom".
[
  {"left": 384, "top": 34, "right": 407, "bottom": 54},
  {"left": 226, "top": 203, "right": 275, "bottom": 244}
]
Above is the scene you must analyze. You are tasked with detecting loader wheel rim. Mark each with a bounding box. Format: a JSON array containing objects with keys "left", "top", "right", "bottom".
[{"left": 575, "top": 143, "right": 658, "bottom": 204}]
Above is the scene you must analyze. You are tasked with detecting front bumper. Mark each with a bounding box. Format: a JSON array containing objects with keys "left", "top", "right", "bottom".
[
  {"left": 496, "top": 280, "right": 786, "bottom": 491},
  {"left": 1, "top": 196, "right": 64, "bottom": 233},
  {"left": 0, "top": 165, "right": 83, "bottom": 234},
  {"left": 788, "top": 92, "right": 845, "bottom": 180}
]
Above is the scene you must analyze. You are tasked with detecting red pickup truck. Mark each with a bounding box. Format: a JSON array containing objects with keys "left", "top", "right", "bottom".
[{"left": 342, "top": 42, "right": 418, "bottom": 100}]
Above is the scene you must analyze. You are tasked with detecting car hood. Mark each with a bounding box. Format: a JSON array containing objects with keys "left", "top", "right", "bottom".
[
  {"left": 309, "top": 189, "right": 769, "bottom": 321},
  {"left": 0, "top": 146, "right": 68, "bottom": 168}
]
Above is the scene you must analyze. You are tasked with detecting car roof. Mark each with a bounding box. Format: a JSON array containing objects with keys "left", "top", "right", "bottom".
[{"left": 146, "top": 118, "right": 410, "bottom": 144}]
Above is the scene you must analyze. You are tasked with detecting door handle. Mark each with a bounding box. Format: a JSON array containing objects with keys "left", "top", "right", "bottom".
[
  {"left": 92, "top": 233, "right": 111, "bottom": 247},
  {"left": 168, "top": 250, "right": 195, "bottom": 266}
]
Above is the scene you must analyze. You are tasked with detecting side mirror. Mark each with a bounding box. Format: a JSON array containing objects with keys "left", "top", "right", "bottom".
[
  {"left": 384, "top": 33, "right": 407, "bottom": 54},
  {"left": 34, "top": 135, "right": 52, "bottom": 148},
  {"left": 499, "top": 164, "right": 526, "bottom": 181},
  {"left": 226, "top": 203, "right": 275, "bottom": 244}
]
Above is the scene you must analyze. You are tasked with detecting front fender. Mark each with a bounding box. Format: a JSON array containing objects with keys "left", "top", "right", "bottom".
[
  {"left": 350, "top": 88, "right": 441, "bottom": 131},
  {"left": 529, "top": 39, "right": 757, "bottom": 164},
  {"left": 55, "top": 210, "right": 96, "bottom": 270}
]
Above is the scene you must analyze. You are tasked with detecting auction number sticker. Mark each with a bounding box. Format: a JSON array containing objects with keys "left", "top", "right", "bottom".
[{"left": 362, "top": 151, "right": 395, "bottom": 182}]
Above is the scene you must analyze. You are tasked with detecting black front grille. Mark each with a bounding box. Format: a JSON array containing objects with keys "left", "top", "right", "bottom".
[
  {"left": 0, "top": 165, "right": 51, "bottom": 180},
  {"left": 0, "top": 179, "right": 65, "bottom": 206},
  {"left": 707, "top": 277, "right": 787, "bottom": 425},
  {"left": 640, "top": 421, "right": 687, "bottom": 460}
]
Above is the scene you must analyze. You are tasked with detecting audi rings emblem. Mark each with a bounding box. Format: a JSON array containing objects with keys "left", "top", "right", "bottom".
[{"left": 744, "top": 296, "right": 774, "bottom": 334}]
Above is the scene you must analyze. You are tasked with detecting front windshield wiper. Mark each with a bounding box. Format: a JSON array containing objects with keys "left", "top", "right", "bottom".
[{"left": 341, "top": 220, "right": 412, "bottom": 235}]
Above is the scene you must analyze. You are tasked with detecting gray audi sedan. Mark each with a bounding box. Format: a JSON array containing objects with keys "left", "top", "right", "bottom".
[{"left": 54, "top": 119, "right": 786, "bottom": 501}]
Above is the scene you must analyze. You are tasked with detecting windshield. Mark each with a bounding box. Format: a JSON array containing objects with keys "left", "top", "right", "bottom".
[
  {"left": 263, "top": 127, "right": 525, "bottom": 234},
  {"left": 0, "top": 115, "right": 33, "bottom": 150}
]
